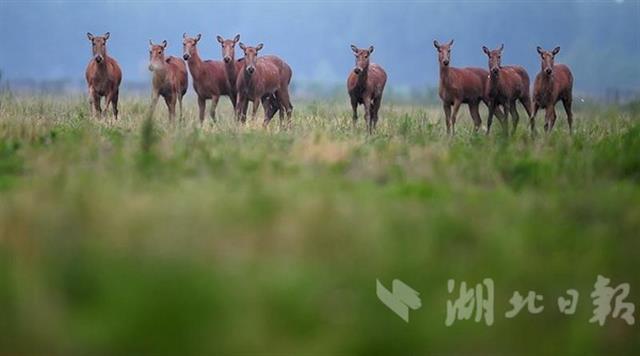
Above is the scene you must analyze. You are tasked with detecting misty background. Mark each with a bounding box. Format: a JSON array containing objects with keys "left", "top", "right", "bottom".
[{"left": 0, "top": 0, "right": 638, "bottom": 99}]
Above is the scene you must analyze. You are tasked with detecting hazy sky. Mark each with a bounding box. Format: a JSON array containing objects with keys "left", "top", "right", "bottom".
[{"left": 0, "top": 0, "right": 638, "bottom": 93}]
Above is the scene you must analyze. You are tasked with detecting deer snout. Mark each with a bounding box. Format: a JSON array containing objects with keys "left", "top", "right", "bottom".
[
  {"left": 95, "top": 55, "right": 104, "bottom": 63},
  {"left": 224, "top": 56, "right": 231, "bottom": 63},
  {"left": 246, "top": 66, "right": 255, "bottom": 74},
  {"left": 491, "top": 67, "right": 499, "bottom": 75},
  {"left": 354, "top": 67, "right": 362, "bottom": 75},
  {"left": 183, "top": 53, "right": 190, "bottom": 60},
  {"left": 545, "top": 68, "right": 552, "bottom": 75},
  {"left": 443, "top": 59, "right": 450, "bottom": 66}
]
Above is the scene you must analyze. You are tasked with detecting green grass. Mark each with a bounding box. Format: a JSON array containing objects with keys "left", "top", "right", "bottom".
[{"left": 0, "top": 94, "right": 639, "bottom": 355}]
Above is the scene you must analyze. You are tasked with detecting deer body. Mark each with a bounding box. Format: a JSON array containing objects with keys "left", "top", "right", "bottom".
[
  {"left": 85, "top": 32, "right": 122, "bottom": 120},
  {"left": 532, "top": 46, "right": 574, "bottom": 133},
  {"left": 347, "top": 45, "right": 387, "bottom": 134},
  {"left": 483, "top": 44, "right": 532, "bottom": 135},
  {"left": 235, "top": 43, "right": 293, "bottom": 127},
  {"left": 183, "top": 33, "right": 235, "bottom": 123},
  {"left": 149, "top": 40, "right": 188, "bottom": 121},
  {"left": 434, "top": 40, "right": 498, "bottom": 135}
]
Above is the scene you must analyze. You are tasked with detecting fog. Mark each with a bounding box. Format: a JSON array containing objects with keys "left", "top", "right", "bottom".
[{"left": 0, "top": 0, "right": 638, "bottom": 94}]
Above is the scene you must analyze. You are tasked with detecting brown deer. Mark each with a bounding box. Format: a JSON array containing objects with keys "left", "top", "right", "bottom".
[
  {"left": 216, "top": 34, "right": 282, "bottom": 122},
  {"left": 85, "top": 32, "right": 122, "bottom": 120},
  {"left": 182, "top": 33, "right": 234, "bottom": 123},
  {"left": 347, "top": 45, "right": 387, "bottom": 134},
  {"left": 482, "top": 44, "right": 532, "bottom": 135},
  {"left": 532, "top": 46, "right": 574, "bottom": 133},
  {"left": 148, "top": 40, "right": 188, "bottom": 121},
  {"left": 235, "top": 43, "right": 293, "bottom": 127},
  {"left": 433, "top": 39, "right": 497, "bottom": 135}
]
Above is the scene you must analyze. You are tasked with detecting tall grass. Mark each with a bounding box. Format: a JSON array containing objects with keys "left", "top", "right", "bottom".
[{"left": 0, "top": 95, "right": 638, "bottom": 354}]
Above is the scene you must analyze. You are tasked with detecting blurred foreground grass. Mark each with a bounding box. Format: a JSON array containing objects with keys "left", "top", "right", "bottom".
[{"left": 0, "top": 94, "right": 639, "bottom": 354}]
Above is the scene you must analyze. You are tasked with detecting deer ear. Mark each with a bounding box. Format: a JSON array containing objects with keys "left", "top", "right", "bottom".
[
  {"left": 536, "top": 46, "right": 544, "bottom": 55},
  {"left": 183, "top": 32, "right": 187, "bottom": 39},
  {"left": 233, "top": 34, "right": 240, "bottom": 43},
  {"left": 433, "top": 40, "right": 440, "bottom": 49},
  {"left": 368, "top": 45, "right": 374, "bottom": 54},
  {"left": 256, "top": 43, "right": 264, "bottom": 51},
  {"left": 104, "top": 32, "right": 110, "bottom": 40},
  {"left": 499, "top": 43, "right": 504, "bottom": 51},
  {"left": 216, "top": 35, "right": 224, "bottom": 44},
  {"left": 149, "top": 39, "right": 153, "bottom": 48},
  {"left": 482, "top": 46, "right": 490, "bottom": 55},
  {"left": 239, "top": 42, "right": 246, "bottom": 51},
  {"left": 195, "top": 34, "right": 201, "bottom": 42},
  {"left": 350, "top": 44, "right": 358, "bottom": 54},
  {"left": 162, "top": 40, "right": 167, "bottom": 48},
  {"left": 448, "top": 39, "right": 454, "bottom": 47},
  {"left": 87, "top": 32, "right": 94, "bottom": 41},
  {"left": 552, "top": 46, "right": 560, "bottom": 55}
]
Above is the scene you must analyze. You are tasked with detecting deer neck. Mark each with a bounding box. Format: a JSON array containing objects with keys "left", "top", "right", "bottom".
[
  {"left": 439, "top": 64, "right": 453, "bottom": 90},
  {"left": 224, "top": 58, "right": 237, "bottom": 88},
  {"left": 540, "top": 68, "right": 555, "bottom": 87},
  {"left": 187, "top": 50, "right": 204, "bottom": 77},
  {"left": 152, "top": 61, "right": 168, "bottom": 82},
  {"left": 356, "top": 66, "right": 369, "bottom": 89}
]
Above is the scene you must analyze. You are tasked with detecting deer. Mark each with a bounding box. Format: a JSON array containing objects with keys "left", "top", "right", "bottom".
[
  {"left": 235, "top": 43, "right": 293, "bottom": 127},
  {"left": 433, "top": 39, "right": 500, "bottom": 135},
  {"left": 216, "top": 34, "right": 283, "bottom": 123},
  {"left": 532, "top": 46, "right": 574, "bottom": 134},
  {"left": 85, "top": 32, "right": 122, "bottom": 120},
  {"left": 148, "top": 40, "right": 188, "bottom": 122},
  {"left": 347, "top": 45, "right": 387, "bottom": 134},
  {"left": 482, "top": 44, "right": 532, "bottom": 135},
  {"left": 182, "top": 33, "right": 235, "bottom": 123}
]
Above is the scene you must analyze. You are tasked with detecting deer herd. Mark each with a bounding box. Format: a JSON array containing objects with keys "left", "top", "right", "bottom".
[{"left": 85, "top": 32, "right": 574, "bottom": 135}]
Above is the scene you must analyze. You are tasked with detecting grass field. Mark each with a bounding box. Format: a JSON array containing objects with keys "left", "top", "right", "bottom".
[{"left": 0, "top": 93, "right": 639, "bottom": 354}]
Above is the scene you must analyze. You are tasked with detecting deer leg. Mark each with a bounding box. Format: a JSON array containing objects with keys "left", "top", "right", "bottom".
[
  {"left": 562, "top": 97, "right": 573, "bottom": 134},
  {"left": 443, "top": 103, "right": 452, "bottom": 135},
  {"left": 261, "top": 95, "right": 275, "bottom": 125},
  {"left": 363, "top": 97, "right": 373, "bottom": 134},
  {"left": 149, "top": 91, "right": 160, "bottom": 118},
  {"left": 209, "top": 95, "right": 219, "bottom": 123},
  {"left": 449, "top": 100, "right": 462, "bottom": 136},
  {"left": 198, "top": 97, "right": 206, "bottom": 124},
  {"left": 178, "top": 94, "right": 184, "bottom": 122},
  {"left": 237, "top": 96, "right": 250, "bottom": 124},
  {"left": 544, "top": 105, "right": 556, "bottom": 133},
  {"left": 251, "top": 99, "right": 260, "bottom": 122},
  {"left": 501, "top": 102, "right": 511, "bottom": 136},
  {"left": 164, "top": 95, "right": 176, "bottom": 122},
  {"left": 510, "top": 100, "right": 520, "bottom": 136},
  {"left": 469, "top": 102, "right": 482, "bottom": 133},
  {"left": 103, "top": 95, "right": 112, "bottom": 121},
  {"left": 530, "top": 102, "right": 539, "bottom": 135},
  {"left": 520, "top": 95, "right": 533, "bottom": 119},
  {"left": 229, "top": 93, "right": 237, "bottom": 110},
  {"left": 277, "top": 89, "right": 293, "bottom": 126},
  {"left": 111, "top": 91, "right": 119, "bottom": 121},
  {"left": 268, "top": 93, "right": 286, "bottom": 129},
  {"left": 372, "top": 96, "right": 382, "bottom": 130},
  {"left": 88, "top": 88, "right": 96, "bottom": 117},
  {"left": 351, "top": 97, "right": 359, "bottom": 127},
  {"left": 486, "top": 103, "right": 495, "bottom": 135},
  {"left": 170, "top": 95, "right": 178, "bottom": 122}
]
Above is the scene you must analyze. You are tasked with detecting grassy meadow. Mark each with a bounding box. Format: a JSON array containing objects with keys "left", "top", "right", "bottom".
[{"left": 0, "top": 92, "right": 639, "bottom": 354}]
